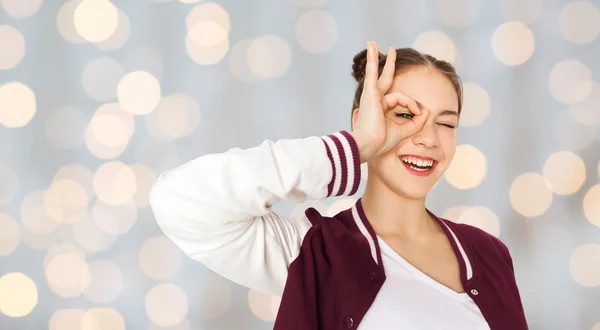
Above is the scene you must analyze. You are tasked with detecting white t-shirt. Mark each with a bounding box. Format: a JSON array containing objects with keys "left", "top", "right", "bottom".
[{"left": 359, "top": 237, "right": 491, "bottom": 330}]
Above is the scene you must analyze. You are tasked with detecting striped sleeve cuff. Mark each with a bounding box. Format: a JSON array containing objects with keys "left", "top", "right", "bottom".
[{"left": 320, "top": 130, "right": 362, "bottom": 197}]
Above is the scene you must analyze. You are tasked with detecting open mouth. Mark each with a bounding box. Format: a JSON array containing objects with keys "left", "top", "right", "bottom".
[{"left": 399, "top": 155, "right": 438, "bottom": 176}]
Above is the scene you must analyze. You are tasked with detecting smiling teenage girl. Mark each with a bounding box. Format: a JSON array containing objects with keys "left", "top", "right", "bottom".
[{"left": 149, "top": 41, "right": 528, "bottom": 329}]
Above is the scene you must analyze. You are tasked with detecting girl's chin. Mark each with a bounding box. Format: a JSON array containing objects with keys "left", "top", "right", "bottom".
[
  {"left": 389, "top": 178, "right": 435, "bottom": 199},
  {"left": 394, "top": 175, "right": 438, "bottom": 197}
]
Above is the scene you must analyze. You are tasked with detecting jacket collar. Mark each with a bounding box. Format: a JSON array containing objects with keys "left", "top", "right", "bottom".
[{"left": 347, "top": 198, "right": 475, "bottom": 282}]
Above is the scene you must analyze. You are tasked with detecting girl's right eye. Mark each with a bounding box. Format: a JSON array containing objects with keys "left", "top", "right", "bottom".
[{"left": 395, "top": 112, "right": 414, "bottom": 119}]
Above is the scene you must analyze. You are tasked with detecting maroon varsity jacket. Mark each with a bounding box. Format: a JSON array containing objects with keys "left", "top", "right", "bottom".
[
  {"left": 149, "top": 130, "right": 529, "bottom": 330},
  {"left": 272, "top": 134, "right": 529, "bottom": 330}
]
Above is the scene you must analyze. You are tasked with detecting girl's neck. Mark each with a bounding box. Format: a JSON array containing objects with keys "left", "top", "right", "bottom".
[{"left": 360, "top": 177, "right": 441, "bottom": 239}]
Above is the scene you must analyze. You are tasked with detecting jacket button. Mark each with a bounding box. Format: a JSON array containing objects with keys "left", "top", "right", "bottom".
[
  {"left": 369, "top": 271, "right": 379, "bottom": 281},
  {"left": 470, "top": 289, "right": 479, "bottom": 296},
  {"left": 343, "top": 316, "right": 354, "bottom": 328}
]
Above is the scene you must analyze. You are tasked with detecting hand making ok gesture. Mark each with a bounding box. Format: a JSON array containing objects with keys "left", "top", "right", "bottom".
[{"left": 351, "top": 41, "right": 430, "bottom": 162}]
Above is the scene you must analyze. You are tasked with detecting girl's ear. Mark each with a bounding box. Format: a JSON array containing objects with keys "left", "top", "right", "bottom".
[{"left": 351, "top": 108, "right": 359, "bottom": 130}]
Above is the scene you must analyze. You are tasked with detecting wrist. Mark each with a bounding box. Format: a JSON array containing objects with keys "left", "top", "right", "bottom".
[{"left": 350, "top": 130, "right": 374, "bottom": 163}]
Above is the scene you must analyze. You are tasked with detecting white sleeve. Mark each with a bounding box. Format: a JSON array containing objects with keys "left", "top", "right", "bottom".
[{"left": 148, "top": 130, "right": 362, "bottom": 296}]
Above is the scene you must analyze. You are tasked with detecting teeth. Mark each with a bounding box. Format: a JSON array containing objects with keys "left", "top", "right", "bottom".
[{"left": 401, "top": 156, "right": 434, "bottom": 167}]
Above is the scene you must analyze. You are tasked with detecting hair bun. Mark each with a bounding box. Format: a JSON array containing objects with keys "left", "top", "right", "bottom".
[
  {"left": 351, "top": 49, "right": 368, "bottom": 82},
  {"left": 351, "top": 48, "right": 385, "bottom": 82}
]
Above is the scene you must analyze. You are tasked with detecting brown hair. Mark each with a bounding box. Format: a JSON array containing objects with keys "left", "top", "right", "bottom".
[{"left": 351, "top": 47, "right": 463, "bottom": 121}]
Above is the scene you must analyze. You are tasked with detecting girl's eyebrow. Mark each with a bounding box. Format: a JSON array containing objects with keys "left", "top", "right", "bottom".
[
  {"left": 439, "top": 110, "right": 459, "bottom": 117},
  {"left": 414, "top": 100, "right": 459, "bottom": 117}
]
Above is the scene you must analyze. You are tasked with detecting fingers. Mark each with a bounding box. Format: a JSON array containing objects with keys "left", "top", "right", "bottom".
[
  {"left": 364, "top": 42, "right": 379, "bottom": 90},
  {"left": 412, "top": 108, "right": 429, "bottom": 128},
  {"left": 399, "top": 109, "right": 429, "bottom": 138},
  {"left": 383, "top": 92, "right": 422, "bottom": 115},
  {"left": 377, "top": 47, "right": 396, "bottom": 92}
]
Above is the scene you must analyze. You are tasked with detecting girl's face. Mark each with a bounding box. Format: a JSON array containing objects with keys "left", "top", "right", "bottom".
[{"left": 366, "top": 66, "right": 460, "bottom": 199}]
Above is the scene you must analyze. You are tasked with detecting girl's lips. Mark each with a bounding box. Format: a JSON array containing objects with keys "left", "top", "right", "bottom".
[
  {"left": 398, "top": 156, "right": 438, "bottom": 177},
  {"left": 399, "top": 154, "right": 438, "bottom": 162}
]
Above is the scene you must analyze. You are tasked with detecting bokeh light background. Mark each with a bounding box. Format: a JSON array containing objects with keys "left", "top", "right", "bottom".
[{"left": 0, "top": 0, "right": 599, "bottom": 329}]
